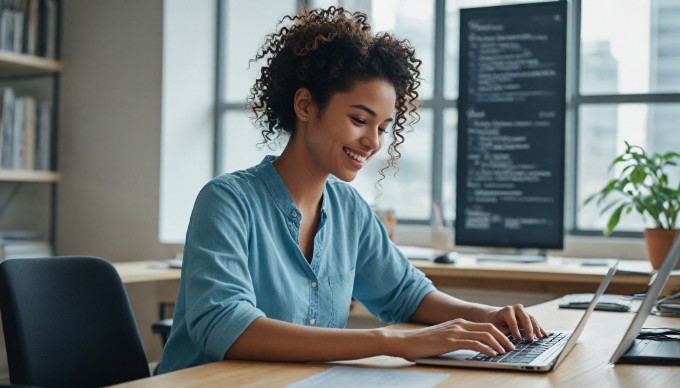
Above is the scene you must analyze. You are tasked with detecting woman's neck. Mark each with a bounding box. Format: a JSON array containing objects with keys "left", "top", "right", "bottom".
[{"left": 273, "top": 143, "right": 327, "bottom": 210}]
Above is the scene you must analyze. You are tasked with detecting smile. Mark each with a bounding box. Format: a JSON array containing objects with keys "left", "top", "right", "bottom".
[{"left": 343, "top": 147, "right": 368, "bottom": 163}]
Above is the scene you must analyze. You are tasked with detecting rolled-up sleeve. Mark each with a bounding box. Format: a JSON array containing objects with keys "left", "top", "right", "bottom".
[
  {"left": 182, "top": 182, "right": 266, "bottom": 360},
  {"left": 352, "top": 203, "right": 435, "bottom": 323}
]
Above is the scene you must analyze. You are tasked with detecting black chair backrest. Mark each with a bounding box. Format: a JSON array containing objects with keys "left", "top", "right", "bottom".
[{"left": 0, "top": 257, "right": 150, "bottom": 387}]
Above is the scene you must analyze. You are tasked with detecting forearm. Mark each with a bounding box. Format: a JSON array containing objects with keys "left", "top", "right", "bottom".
[
  {"left": 225, "top": 317, "right": 396, "bottom": 361},
  {"left": 410, "top": 290, "right": 496, "bottom": 325}
]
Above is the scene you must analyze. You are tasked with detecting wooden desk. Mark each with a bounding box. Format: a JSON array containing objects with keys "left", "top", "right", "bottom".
[
  {"left": 113, "top": 299, "right": 680, "bottom": 387},
  {"left": 113, "top": 261, "right": 181, "bottom": 284},
  {"left": 412, "top": 256, "right": 680, "bottom": 295},
  {"left": 112, "top": 259, "right": 680, "bottom": 296}
]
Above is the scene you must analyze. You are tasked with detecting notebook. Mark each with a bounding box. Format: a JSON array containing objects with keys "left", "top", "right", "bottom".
[
  {"left": 559, "top": 293, "right": 631, "bottom": 312},
  {"left": 610, "top": 234, "right": 680, "bottom": 365},
  {"left": 415, "top": 261, "right": 618, "bottom": 372}
]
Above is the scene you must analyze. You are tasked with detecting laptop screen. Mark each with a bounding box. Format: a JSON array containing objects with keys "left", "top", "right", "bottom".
[
  {"left": 610, "top": 234, "right": 680, "bottom": 364},
  {"left": 552, "top": 261, "right": 619, "bottom": 369}
]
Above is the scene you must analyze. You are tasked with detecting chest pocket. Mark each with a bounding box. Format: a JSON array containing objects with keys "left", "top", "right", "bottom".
[{"left": 327, "top": 268, "right": 356, "bottom": 328}]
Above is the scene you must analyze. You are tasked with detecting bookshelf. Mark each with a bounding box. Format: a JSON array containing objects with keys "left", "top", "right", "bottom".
[
  {"left": 0, "top": 169, "right": 60, "bottom": 182},
  {"left": 0, "top": 51, "right": 61, "bottom": 181},
  {"left": 0, "top": 51, "right": 62, "bottom": 76},
  {"left": 0, "top": 0, "right": 61, "bottom": 255}
]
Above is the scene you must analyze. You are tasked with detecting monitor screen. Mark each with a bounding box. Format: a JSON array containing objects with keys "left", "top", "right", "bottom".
[{"left": 455, "top": 1, "right": 568, "bottom": 249}]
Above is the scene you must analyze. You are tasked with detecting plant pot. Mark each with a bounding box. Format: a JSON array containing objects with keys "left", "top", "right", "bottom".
[{"left": 644, "top": 228, "right": 680, "bottom": 269}]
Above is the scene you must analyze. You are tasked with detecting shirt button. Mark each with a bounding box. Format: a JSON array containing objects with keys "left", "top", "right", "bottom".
[
  {"left": 311, "top": 281, "right": 317, "bottom": 288},
  {"left": 290, "top": 210, "right": 298, "bottom": 218},
  {"left": 309, "top": 318, "right": 316, "bottom": 325}
]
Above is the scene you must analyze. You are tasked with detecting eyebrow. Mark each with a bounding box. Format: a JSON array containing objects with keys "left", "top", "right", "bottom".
[{"left": 350, "top": 104, "right": 394, "bottom": 122}]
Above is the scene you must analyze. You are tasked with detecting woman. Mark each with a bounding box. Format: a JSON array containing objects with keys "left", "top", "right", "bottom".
[{"left": 157, "top": 7, "right": 546, "bottom": 373}]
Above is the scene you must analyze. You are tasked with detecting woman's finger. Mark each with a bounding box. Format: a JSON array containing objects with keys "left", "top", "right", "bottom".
[
  {"left": 513, "top": 304, "right": 536, "bottom": 340},
  {"left": 530, "top": 314, "right": 548, "bottom": 338},
  {"left": 498, "top": 306, "right": 522, "bottom": 342},
  {"left": 460, "top": 321, "right": 515, "bottom": 351}
]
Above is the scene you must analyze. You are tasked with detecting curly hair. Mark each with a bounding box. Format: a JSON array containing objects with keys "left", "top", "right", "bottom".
[{"left": 247, "top": 6, "right": 421, "bottom": 180}]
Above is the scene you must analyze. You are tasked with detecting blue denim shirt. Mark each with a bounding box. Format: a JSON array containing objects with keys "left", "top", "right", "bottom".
[{"left": 157, "top": 156, "right": 435, "bottom": 373}]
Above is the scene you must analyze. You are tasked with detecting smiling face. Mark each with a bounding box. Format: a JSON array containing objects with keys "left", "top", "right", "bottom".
[{"left": 298, "top": 79, "right": 397, "bottom": 182}]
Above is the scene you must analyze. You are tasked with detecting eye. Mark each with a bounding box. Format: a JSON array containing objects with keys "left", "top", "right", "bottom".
[
  {"left": 378, "top": 127, "right": 388, "bottom": 134},
  {"left": 350, "top": 116, "right": 367, "bottom": 125}
]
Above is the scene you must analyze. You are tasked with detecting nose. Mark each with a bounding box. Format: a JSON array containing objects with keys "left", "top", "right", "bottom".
[{"left": 360, "top": 126, "right": 382, "bottom": 151}]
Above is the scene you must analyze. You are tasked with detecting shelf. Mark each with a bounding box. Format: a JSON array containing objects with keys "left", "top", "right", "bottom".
[
  {"left": 0, "top": 51, "right": 63, "bottom": 76},
  {"left": 0, "top": 170, "right": 61, "bottom": 182}
]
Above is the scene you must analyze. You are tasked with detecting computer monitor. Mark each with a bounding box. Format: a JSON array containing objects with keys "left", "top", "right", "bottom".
[{"left": 454, "top": 2, "right": 568, "bottom": 252}]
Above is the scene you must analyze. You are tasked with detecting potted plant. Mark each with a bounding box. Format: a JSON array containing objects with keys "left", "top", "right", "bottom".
[{"left": 584, "top": 142, "right": 680, "bottom": 269}]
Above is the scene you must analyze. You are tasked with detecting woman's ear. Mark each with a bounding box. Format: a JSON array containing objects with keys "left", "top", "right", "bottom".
[{"left": 293, "top": 88, "right": 313, "bottom": 123}]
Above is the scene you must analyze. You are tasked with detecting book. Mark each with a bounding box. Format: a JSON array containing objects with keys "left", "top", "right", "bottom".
[
  {"left": 23, "top": 95, "right": 35, "bottom": 169},
  {"left": 35, "top": 100, "right": 51, "bottom": 170},
  {"left": 0, "top": 87, "right": 15, "bottom": 169},
  {"left": 0, "top": 229, "right": 52, "bottom": 261},
  {"left": 655, "top": 292, "right": 680, "bottom": 317},
  {"left": 12, "top": 96, "right": 25, "bottom": 169},
  {"left": 26, "top": 0, "right": 38, "bottom": 55}
]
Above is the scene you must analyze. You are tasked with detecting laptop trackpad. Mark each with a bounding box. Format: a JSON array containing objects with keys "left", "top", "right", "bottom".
[
  {"left": 437, "top": 350, "right": 478, "bottom": 360},
  {"left": 629, "top": 340, "right": 680, "bottom": 357}
]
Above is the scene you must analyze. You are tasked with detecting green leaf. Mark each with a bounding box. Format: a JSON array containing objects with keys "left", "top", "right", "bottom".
[
  {"left": 630, "top": 167, "right": 647, "bottom": 185},
  {"left": 605, "top": 204, "right": 626, "bottom": 237},
  {"left": 586, "top": 142, "right": 680, "bottom": 231},
  {"left": 662, "top": 151, "right": 680, "bottom": 161}
]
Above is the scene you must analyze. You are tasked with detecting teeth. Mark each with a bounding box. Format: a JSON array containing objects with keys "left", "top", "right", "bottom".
[{"left": 344, "top": 147, "right": 367, "bottom": 163}]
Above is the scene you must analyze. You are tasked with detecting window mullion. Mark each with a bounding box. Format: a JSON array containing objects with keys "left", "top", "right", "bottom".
[{"left": 431, "top": 0, "right": 446, "bottom": 223}]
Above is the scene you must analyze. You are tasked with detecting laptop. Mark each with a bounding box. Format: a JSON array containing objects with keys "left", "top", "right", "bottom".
[
  {"left": 610, "top": 234, "right": 680, "bottom": 365},
  {"left": 415, "top": 261, "right": 619, "bottom": 372}
]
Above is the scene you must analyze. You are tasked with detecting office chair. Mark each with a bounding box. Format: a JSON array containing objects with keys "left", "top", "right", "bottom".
[
  {"left": 151, "top": 318, "right": 173, "bottom": 346},
  {"left": 151, "top": 301, "right": 174, "bottom": 347},
  {"left": 0, "top": 256, "right": 151, "bottom": 387}
]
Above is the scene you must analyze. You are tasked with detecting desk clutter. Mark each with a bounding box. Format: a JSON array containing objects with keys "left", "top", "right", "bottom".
[
  {"left": 655, "top": 292, "right": 680, "bottom": 317},
  {"left": 559, "top": 293, "right": 632, "bottom": 312}
]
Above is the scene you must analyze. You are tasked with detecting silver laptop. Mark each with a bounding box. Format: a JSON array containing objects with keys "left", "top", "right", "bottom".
[
  {"left": 610, "top": 234, "right": 680, "bottom": 365},
  {"left": 415, "top": 261, "right": 619, "bottom": 372}
]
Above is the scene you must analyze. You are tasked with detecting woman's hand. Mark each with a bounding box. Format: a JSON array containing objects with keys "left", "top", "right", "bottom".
[
  {"left": 485, "top": 304, "right": 548, "bottom": 342},
  {"left": 387, "top": 318, "right": 516, "bottom": 360}
]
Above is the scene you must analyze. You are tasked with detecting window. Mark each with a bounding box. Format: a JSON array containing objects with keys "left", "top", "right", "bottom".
[
  {"left": 575, "top": 0, "right": 680, "bottom": 234},
  {"left": 217, "top": 0, "right": 297, "bottom": 174},
  {"left": 214, "top": 0, "right": 680, "bottom": 237}
]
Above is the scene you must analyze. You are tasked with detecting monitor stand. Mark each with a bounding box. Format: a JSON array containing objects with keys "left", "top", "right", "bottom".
[{"left": 476, "top": 249, "right": 548, "bottom": 263}]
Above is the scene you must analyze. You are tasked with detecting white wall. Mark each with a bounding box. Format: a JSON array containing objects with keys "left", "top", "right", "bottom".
[{"left": 57, "top": 0, "right": 183, "bottom": 261}]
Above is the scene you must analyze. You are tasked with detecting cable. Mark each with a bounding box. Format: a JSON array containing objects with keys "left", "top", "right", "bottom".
[{"left": 637, "top": 328, "right": 680, "bottom": 341}]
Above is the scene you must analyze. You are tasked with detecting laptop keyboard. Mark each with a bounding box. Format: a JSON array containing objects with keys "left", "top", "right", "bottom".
[{"left": 469, "top": 332, "right": 569, "bottom": 364}]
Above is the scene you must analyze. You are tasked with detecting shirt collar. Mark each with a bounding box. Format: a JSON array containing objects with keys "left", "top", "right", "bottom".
[
  {"left": 254, "top": 155, "right": 329, "bottom": 221},
  {"left": 255, "top": 155, "right": 297, "bottom": 216}
]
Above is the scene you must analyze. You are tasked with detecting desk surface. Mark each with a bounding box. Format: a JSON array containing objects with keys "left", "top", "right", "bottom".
[
  {"left": 113, "top": 258, "right": 680, "bottom": 295},
  {"left": 113, "top": 299, "right": 680, "bottom": 387},
  {"left": 113, "top": 261, "right": 181, "bottom": 284}
]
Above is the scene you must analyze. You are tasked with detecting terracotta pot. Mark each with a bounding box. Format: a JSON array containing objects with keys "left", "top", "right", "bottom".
[{"left": 644, "top": 228, "right": 680, "bottom": 269}]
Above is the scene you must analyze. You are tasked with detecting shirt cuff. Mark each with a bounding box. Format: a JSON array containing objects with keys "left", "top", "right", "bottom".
[{"left": 204, "top": 303, "right": 266, "bottom": 360}]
